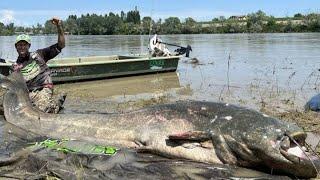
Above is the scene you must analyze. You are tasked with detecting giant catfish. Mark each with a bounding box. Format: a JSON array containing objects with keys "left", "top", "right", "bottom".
[{"left": 0, "top": 72, "right": 319, "bottom": 178}]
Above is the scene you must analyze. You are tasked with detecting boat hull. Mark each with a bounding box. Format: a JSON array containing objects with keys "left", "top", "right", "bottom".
[{"left": 0, "top": 55, "right": 180, "bottom": 83}]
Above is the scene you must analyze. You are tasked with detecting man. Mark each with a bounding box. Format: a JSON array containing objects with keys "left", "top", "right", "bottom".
[
  {"left": 149, "top": 34, "right": 171, "bottom": 57},
  {"left": 13, "top": 17, "right": 66, "bottom": 113}
]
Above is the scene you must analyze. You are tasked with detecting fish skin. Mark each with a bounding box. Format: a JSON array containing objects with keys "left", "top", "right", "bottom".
[{"left": 0, "top": 72, "right": 319, "bottom": 178}]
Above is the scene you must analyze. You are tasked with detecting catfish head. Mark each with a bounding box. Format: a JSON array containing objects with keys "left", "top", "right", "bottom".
[{"left": 211, "top": 108, "right": 320, "bottom": 178}]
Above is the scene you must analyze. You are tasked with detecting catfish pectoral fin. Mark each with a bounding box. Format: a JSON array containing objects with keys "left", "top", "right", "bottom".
[
  {"left": 211, "top": 134, "right": 237, "bottom": 165},
  {"left": 223, "top": 135, "right": 257, "bottom": 164},
  {"left": 168, "top": 131, "right": 211, "bottom": 141}
]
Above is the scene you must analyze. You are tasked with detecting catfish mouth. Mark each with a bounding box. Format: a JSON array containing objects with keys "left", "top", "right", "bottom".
[
  {"left": 262, "top": 131, "right": 320, "bottom": 178},
  {"left": 279, "top": 131, "right": 319, "bottom": 165}
]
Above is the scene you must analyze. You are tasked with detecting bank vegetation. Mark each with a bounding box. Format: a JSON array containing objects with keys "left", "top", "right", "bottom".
[{"left": 0, "top": 9, "right": 319, "bottom": 35}]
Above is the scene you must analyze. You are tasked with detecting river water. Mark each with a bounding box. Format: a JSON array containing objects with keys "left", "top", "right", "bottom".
[
  {"left": 0, "top": 34, "right": 319, "bottom": 178},
  {"left": 1, "top": 34, "right": 320, "bottom": 110}
]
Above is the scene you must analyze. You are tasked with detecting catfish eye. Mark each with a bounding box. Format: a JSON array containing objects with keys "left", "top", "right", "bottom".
[
  {"left": 280, "top": 136, "right": 290, "bottom": 150},
  {"left": 276, "top": 133, "right": 285, "bottom": 141}
]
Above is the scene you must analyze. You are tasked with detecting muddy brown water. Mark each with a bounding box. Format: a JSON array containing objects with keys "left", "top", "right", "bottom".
[
  {"left": 1, "top": 34, "right": 320, "bottom": 178},
  {"left": 2, "top": 33, "right": 319, "bottom": 111}
]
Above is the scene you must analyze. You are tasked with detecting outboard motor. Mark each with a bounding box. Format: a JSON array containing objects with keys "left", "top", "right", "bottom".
[
  {"left": 149, "top": 34, "right": 192, "bottom": 57},
  {"left": 174, "top": 45, "right": 192, "bottom": 57}
]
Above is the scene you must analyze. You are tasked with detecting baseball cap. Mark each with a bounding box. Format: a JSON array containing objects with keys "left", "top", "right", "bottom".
[{"left": 15, "top": 34, "right": 31, "bottom": 44}]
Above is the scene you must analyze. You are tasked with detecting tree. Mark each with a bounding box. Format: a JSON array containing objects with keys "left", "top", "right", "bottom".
[
  {"left": 65, "top": 15, "right": 78, "bottom": 35},
  {"left": 246, "top": 10, "right": 267, "bottom": 32},
  {"left": 212, "top": 18, "right": 219, "bottom": 22},
  {"left": 304, "top": 13, "right": 320, "bottom": 32},
  {"left": 104, "top": 12, "right": 122, "bottom": 34},
  {"left": 6, "top": 23, "right": 15, "bottom": 35},
  {"left": 89, "top": 14, "right": 105, "bottom": 35},
  {"left": 265, "top": 16, "right": 280, "bottom": 32},
  {"left": 32, "top": 23, "right": 43, "bottom": 34},
  {"left": 120, "top": 11, "right": 126, "bottom": 22},
  {"left": 77, "top": 14, "right": 91, "bottom": 35},
  {"left": 141, "top": 16, "right": 154, "bottom": 34},
  {"left": 219, "top": 16, "right": 226, "bottom": 21},
  {"left": 162, "top": 17, "right": 182, "bottom": 34},
  {"left": 154, "top": 19, "right": 162, "bottom": 34},
  {"left": 283, "top": 20, "right": 295, "bottom": 32},
  {"left": 294, "top": 13, "right": 304, "bottom": 18},
  {"left": 127, "top": 10, "right": 141, "bottom": 24},
  {"left": 0, "top": 10, "right": 319, "bottom": 35},
  {"left": 0, "top": 22, "right": 5, "bottom": 35},
  {"left": 218, "top": 16, "right": 226, "bottom": 29},
  {"left": 224, "top": 19, "right": 246, "bottom": 33},
  {"left": 15, "top": 26, "right": 25, "bottom": 33},
  {"left": 182, "top": 17, "right": 200, "bottom": 34}
]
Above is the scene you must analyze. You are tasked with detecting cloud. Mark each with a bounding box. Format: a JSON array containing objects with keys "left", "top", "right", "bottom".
[
  {"left": 13, "top": 10, "right": 77, "bottom": 16},
  {"left": 0, "top": 9, "right": 78, "bottom": 26},
  {"left": 0, "top": 10, "right": 16, "bottom": 25},
  {"left": 0, "top": 9, "right": 122, "bottom": 26}
]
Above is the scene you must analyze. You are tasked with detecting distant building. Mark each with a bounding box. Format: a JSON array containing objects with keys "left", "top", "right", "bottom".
[{"left": 229, "top": 15, "right": 247, "bottom": 21}]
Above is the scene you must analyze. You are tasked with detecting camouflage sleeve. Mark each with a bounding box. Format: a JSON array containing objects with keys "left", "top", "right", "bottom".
[{"left": 37, "top": 43, "right": 62, "bottom": 62}]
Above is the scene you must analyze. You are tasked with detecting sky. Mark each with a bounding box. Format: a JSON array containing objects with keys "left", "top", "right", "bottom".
[{"left": 0, "top": 0, "right": 319, "bottom": 26}]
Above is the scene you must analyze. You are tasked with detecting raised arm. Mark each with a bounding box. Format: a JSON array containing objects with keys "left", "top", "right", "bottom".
[{"left": 51, "top": 17, "right": 65, "bottom": 49}]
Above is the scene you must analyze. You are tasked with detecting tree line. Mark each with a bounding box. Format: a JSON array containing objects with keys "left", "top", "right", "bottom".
[{"left": 0, "top": 9, "right": 319, "bottom": 36}]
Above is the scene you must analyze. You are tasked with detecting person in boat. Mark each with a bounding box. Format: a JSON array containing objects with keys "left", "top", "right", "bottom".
[
  {"left": 149, "top": 34, "right": 171, "bottom": 57},
  {"left": 12, "top": 17, "right": 66, "bottom": 113}
]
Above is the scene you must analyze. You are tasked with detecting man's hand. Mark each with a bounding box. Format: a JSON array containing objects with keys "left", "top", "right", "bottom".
[
  {"left": 50, "top": 17, "right": 65, "bottom": 49},
  {"left": 51, "top": 17, "right": 62, "bottom": 26}
]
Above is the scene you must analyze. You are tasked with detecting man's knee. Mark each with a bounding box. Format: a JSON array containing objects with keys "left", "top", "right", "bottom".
[{"left": 29, "top": 88, "right": 64, "bottom": 113}]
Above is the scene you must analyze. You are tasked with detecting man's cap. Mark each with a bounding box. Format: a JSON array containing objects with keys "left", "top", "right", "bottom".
[{"left": 15, "top": 34, "right": 31, "bottom": 44}]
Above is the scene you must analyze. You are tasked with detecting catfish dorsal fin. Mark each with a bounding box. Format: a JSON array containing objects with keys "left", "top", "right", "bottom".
[{"left": 168, "top": 131, "right": 211, "bottom": 141}]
